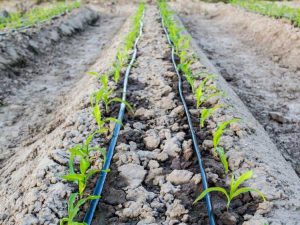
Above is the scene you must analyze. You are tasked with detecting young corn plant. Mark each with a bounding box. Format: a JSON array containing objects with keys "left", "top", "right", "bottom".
[
  {"left": 178, "top": 35, "right": 191, "bottom": 65},
  {"left": 178, "top": 60, "right": 195, "bottom": 91},
  {"left": 63, "top": 163, "right": 108, "bottom": 198},
  {"left": 213, "top": 118, "right": 240, "bottom": 154},
  {"left": 124, "top": 3, "right": 144, "bottom": 52},
  {"left": 68, "top": 131, "right": 107, "bottom": 175},
  {"left": 195, "top": 75, "right": 221, "bottom": 108},
  {"left": 113, "top": 49, "right": 128, "bottom": 83},
  {"left": 216, "top": 146, "right": 229, "bottom": 174},
  {"left": 60, "top": 193, "right": 100, "bottom": 225},
  {"left": 193, "top": 170, "right": 265, "bottom": 208},
  {"left": 89, "top": 72, "right": 133, "bottom": 114},
  {"left": 200, "top": 104, "right": 222, "bottom": 128},
  {"left": 64, "top": 137, "right": 107, "bottom": 196},
  {"left": 63, "top": 161, "right": 100, "bottom": 197},
  {"left": 90, "top": 93, "right": 121, "bottom": 131}
]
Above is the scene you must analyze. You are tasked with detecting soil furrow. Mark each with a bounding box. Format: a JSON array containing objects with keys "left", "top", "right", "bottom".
[
  {"left": 92, "top": 5, "right": 204, "bottom": 225},
  {"left": 92, "top": 5, "right": 263, "bottom": 225},
  {"left": 0, "top": 11, "right": 127, "bottom": 162},
  {"left": 174, "top": 1, "right": 300, "bottom": 176}
]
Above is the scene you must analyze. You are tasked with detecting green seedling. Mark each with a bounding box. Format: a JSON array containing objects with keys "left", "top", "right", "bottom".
[
  {"left": 124, "top": 3, "right": 144, "bottom": 52},
  {"left": 0, "top": 1, "right": 80, "bottom": 31},
  {"left": 60, "top": 193, "right": 100, "bottom": 225},
  {"left": 213, "top": 118, "right": 240, "bottom": 153},
  {"left": 90, "top": 94, "right": 120, "bottom": 130},
  {"left": 195, "top": 75, "right": 218, "bottom": 108},
  {"left": 113, "top": 49, "right": 128, "bottom": 83},
  {"left": 193, "top": 170, "right": 265, "bottom": 208},
  {"left": 63, "top": 159, "right": 100, "bottom": 196},
  {"left": 178, "top": 35, "right": 191, "bottom": 65},
  {"left": 91, "top": 86, "right": 134, "bottom": 114},
  {"left": 65, "top": 139, "right": 107, "bottom": 196},
  {"left": 88, "top": 71, "right": 109, "bottom": 89},
  {"left": 178, "top": 60, "right": 195, "bottom": 91},
  {"left": 200, "top": 104, "right": 222, "bottom": 128},
  {"left": 68, "top": 131, "right": 107, "bottom": 174},
  {"left": 216, "top": 147, "right": 229, "bottom": 174}
]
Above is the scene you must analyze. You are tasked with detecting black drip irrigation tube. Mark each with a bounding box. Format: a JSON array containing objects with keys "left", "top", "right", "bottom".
[
  {"left": 160, "top": 12, "right": 216, "bottom": 225},
  {"left": 83, "top": 10, "right": 145, "bottom": 225}
]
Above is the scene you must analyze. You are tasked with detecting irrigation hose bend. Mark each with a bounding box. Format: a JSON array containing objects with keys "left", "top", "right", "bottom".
[
  {"left": 83, "top": 10, "right": 145, "bottom": 225},
  {"left": 160, "top": 13, "right": 216, "bottom": 225}
]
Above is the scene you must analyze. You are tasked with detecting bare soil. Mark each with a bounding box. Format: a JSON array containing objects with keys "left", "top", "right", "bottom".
[{"left": 173, "top": 1, "right": 300, "bottom": 176}]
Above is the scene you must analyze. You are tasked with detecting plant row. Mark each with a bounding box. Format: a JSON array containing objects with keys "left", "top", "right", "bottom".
[
  {"left": 60, "top": 3, "right": 145, "bottom": 225},
  {"left": 230, "top": 0, "right": 300, "bottom": 27},
  {"left": 0, "top": 1, "right": 81, "bottom": 31},
  {"left": 158, "top": 0, "right": 265, "bottom": 211}
]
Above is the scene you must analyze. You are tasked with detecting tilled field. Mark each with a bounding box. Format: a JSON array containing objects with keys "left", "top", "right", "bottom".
[
  {"left": 0, "top": 1, "right": 300, "bottom": 225},
  {"left": 0, "top": 6, "right": 128, "bottom": 161},
  {"left": 172, "top": 0, "right": 300, "bottom": 176},
  {"left": 95, "top": 6, "right": 211, "bottom": 224}
]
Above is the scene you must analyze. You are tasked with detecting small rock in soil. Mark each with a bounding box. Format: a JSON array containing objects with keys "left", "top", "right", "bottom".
[
  {"left": 118, "top": 163, "right": 146, "bottom": 189},
  {"left": 166, "top": 169, "right": 193, "bottom": 185},
  {"left": 166, "top": 199, "right": 188, "bottom": 219},
  {"left": 163, "top": 136, "right": 182, "bottom": 157},
  {"left": 144, "top": 129, "right": 161, "bottom": 150},
  {"left": 269, "top": 111, "right": 286, "bottom": 123},
  {"left": 220, "top": 212, "right": 237, "bottom": 225}
]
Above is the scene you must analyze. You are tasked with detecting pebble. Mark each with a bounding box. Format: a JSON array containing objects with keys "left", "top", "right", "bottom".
[
  {"left": 220, "top": 212, "right": 237, "bottom": 225},
  {"left": 166, "top": 170, "right": 193, "bottom": 185},
  {"left": 135, "top": 107, "right": 155, "bottom": 119},
  {"left": 256, "top": 201, "right": 272, "bottom": 215},
  {"left": 157, "top": 152, "right": 169, "bottom": 161},
  {"left": 227, "top": 149, "right": 245, "bottom": 171},
  {"left": 163, "top": 137, "right": 182, "bottom": 157},
  {"left": 202, "top": 139, "right": 214, "bottom": 150},
  {"left": 148, "top": 160, "right": 160, "bottom": 169},
  {"left": 118, "top": 164, "right": 146, "bottom": 189},
  {"left": 159, "top": 129, "right": 171, "bottom": 140},
  {"left": 269, "top": 111, "right": 286, "bottom": 123},
  {"left": 170, "top": 105, "right": 184, "bottom": 117},
  {"left": 242, "top": 216, "right": 268, "bottom": 225},
  {"left": 191, "top": 174, "right": 202, "bottom": 184},
  {"left": 182, "top": 140, "right": 193, "bottom": 161},
  {"left": 133, "top": 122, "right": 146, "bottom": 130},
  {"left": 166, "top": 199, "right": 188, "bottom": 219},
  {"left": 144, "top": 129, "right": 161, "bottom": 150}
]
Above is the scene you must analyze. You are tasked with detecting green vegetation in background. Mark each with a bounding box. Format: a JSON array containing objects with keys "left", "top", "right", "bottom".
[
  {"left": 0, "top": 1, "right": 81, "bottom": 31},
  {"left": 230, "top": 0, "right": 300, "bottom": 27}
]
